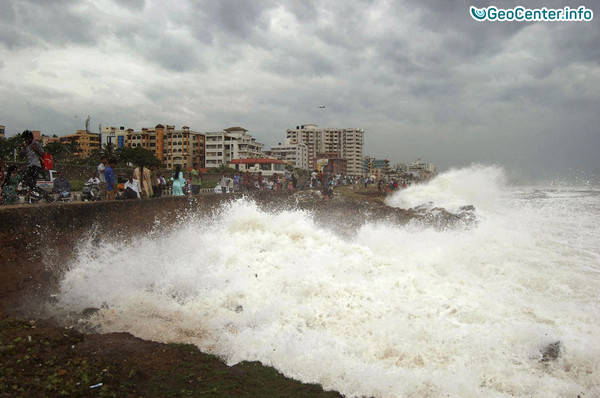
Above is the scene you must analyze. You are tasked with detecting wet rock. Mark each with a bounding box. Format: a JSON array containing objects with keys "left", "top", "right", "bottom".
[
  {"left": 81, "top": 307, "right": 100, "bottom": 318},
  {"left": 540, "top": 341, "right": 561, "bottom": 362}
]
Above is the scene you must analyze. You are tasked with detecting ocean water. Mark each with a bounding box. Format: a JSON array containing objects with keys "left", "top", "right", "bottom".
[{"left": 55, "top": 165, "right": 600, "bottom": 397}]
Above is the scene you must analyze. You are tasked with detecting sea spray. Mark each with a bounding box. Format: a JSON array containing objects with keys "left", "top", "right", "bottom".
[
  {"left": 55, "top": 166, "right": 600, "bottom": 397},
  {"left": 385, "top": 164, "right": 507, "bottom": 213}
]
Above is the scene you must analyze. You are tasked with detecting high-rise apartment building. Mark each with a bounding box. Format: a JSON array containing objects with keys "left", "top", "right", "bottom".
[
  {"left": 267, "top": 139, "right": 308, "bottom": 171},
  {"left": 286, "top": 124, "right": 364, "bottom": 175},
  {"left": 126, "top": 124, "right": 205, "bottom": 169},
  {"left": 205, "top": 127, "right": 264, "bottom": 169}
]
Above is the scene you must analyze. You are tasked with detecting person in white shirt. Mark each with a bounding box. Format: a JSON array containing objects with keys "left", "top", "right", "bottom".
[
  {"left": 123, "top": 174, "right": 141, "bottom": 199},
  {"left": 97, "top": 156, "right": 107, "bottom": 199}
]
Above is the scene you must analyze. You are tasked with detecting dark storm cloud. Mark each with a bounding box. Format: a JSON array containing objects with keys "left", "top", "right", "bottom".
[
  {"left": 0, "top": 0, "right": 598, "bottom": 178},
  {"left": 143, "top": 36, "right": 204, "bottom": 72},
  {"left": 187, "top": 0, "right": 273, "bottom": 42},
  {"left": 0, "top": 0, "right": 98, "bottom": 49}
]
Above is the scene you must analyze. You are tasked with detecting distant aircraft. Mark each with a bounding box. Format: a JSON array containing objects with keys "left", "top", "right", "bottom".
[{"left": 318, "top": 105, "right": 326, "bottom": 108}]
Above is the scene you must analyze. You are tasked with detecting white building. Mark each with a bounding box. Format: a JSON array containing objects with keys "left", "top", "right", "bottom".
[
  {"left": 229, "top": 158, "right": 287, "bottom": 177},
  {"left": 205, "top": 127, "right": 265, "bottom": 169},
  {"left": 286, "top": 124, "right": 364, "bottom": 175},
  {"left": 100, "top": 126, "right": 128, "bottom": 149},
  {"left": 408, "top": 159, "right": 436, "bottom": 174},
  {"left": 267, "top": 139, "right": 308, "bottom": 171}
]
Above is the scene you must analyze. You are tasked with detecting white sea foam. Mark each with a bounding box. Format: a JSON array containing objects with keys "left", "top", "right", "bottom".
[{"left": 56, "top": 165, "right": 600, "bottom": 397}]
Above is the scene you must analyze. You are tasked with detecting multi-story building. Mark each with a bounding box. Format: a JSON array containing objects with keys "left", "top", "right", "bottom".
[
  {"left": 363, "top": 156, "right": 390, "bottom": 176},
  {"left": 205, "top": 127, "right": 264, "bottom": 169},
  {"left": 286, "top": 124, "right": 364, "bottom": 176},
  {"left": 266, "top": 139, "right": 308, "bottom": 171},
  {"left": 101, "top": 126, "right": 128, "bottom": 149},
  {"left": 407, "top": 159, "right": 437, "bottom": 178},
  {"left": 394, "top": 163, "right": 408, "bottom": 173},
  {"left": 126, "top": 124, "right": 205, "bottom": 170},
  {"left": 39, "top": 134, "right": 60, "bottom": 146},
  {"left": 0, "top": 125, "right": 5, "bottom": 140},
  {"left": 59, "top": 130, "right": 101, "bottom": 158}
]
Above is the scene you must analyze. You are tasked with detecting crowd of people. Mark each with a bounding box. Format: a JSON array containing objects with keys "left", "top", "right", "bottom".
[
  {"left": 0, "top": 130, "right": 54, "bottom": 204},
  {"left": 217, "top": 169, "right": 299, "bottom": 193},
  {"left": 96, "top": 156, "right": 179, "bottom": 200},
  {"left": 1, "top": 130, "right": 409, "bottom": 205}
]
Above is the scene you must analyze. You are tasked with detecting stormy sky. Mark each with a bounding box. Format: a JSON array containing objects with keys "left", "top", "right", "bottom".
[{"left": 1, "top": 0, "right": 598, "bottom": 180}]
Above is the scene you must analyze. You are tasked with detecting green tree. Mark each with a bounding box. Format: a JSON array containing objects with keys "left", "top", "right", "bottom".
[
  {"left": 43, "top": 142, "right": 71, "bottom": 162},
  {"left": 0, "top": 136, "right": 21, "bottom": 161},
  {"left": 117, "top": 146, "right": 162, "bottom": 168},
  {"left": 101, "top": 142, "right": 117, "bottom": 160}
]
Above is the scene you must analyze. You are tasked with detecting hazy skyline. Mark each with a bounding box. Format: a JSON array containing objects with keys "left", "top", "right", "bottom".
[{"left": 1, "top": 0, "right": 598, "bottom": 181}]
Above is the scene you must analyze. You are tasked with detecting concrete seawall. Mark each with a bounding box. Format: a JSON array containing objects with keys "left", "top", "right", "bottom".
[{"left": 0, "top": 191, "right": 296, "bottom": 316}]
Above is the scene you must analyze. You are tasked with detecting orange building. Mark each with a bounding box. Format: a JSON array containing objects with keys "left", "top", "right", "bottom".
[
  {"left": 125, "top": 124, "right": 205, "bottom": 169},
  {"left": 59, "top": 130, "right": 101, "bottom": 158}
]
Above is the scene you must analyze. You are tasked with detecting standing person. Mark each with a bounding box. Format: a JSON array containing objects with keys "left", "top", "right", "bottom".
[
  {"left": 257, "top": 171, "right": 263, "bottom": 190},
  {"left": 97, "top": 156, "right": 108, "bottom": 200},
  {"left": 284, "top": 169, "right": 292, "bottom": 189},
  {"left": 18, "top": 130, "right": 44, "bottom": 192},
  {"left": 233, "top": 172, "right": 240, "bottom": 192},
  {"left": 133, "top": 162, "right": 153, "bottom": 198},
  {"left": 104, "top": 158, "right": 118, "bottom": 200},
  {"left": 242, "top": 171, "right": 251, "bottom": 191},
  {"left": 220, "top": 172, "right": 228, "bottom": 193},
  {"left": 158, "top": 174, "right": 166, "bottom": 196},
  {"left": 191, "top": 164, "right": 202, "bottom": 195},
  {"left": 171, "top": 164, "right": 185, "bottom": 196},
  {"left": 322, "top": 178, "right": 330, "bottom": 199},
  {"left": 150, "top": 165, "right": 159, "bottom": 197}
]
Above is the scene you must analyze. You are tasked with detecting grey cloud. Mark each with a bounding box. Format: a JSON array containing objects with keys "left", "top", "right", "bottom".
[
  {"left": 146, "top": 37, "right": 204, "bottom": 72},
  {"left": 110, "top": 20, "right": 205, "bottom": 72},
  {"left": 110, "top": 0, "right": 145, "bottom": 11},
  {"left": 263, "top": 50, "right": 337, "bottom": 77},
  {"left": 284, "top": 0, "right": 318, "bottom": 22},
  {"left": 0, "top": 0, "right": 598, "bottom": 179},
  {"left": 192, "top": 0, "right": 274, "bottom": 40},
  {"left": 0, "top": 0, "right": 98, "bottom": 49}
]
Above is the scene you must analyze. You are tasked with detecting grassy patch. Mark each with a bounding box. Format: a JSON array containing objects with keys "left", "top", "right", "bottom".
[{"left": 0, "top": 318, "right": 342, "bottom": 397}]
